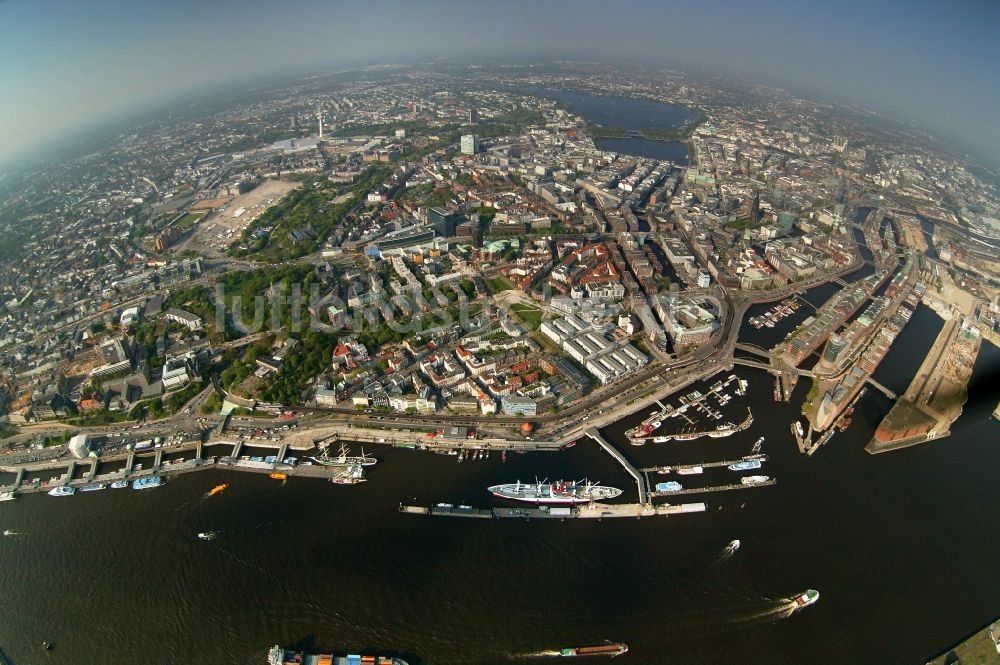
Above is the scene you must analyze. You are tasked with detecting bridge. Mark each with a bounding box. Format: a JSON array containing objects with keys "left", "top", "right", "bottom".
[
  {"left": 586, "top": 427, "right": 646, "bottom": 504},
  {"left": 734, "top": 342, "right": 771, "bottom": 358},
  {"left": 732, "top": 357, "right": 816, "bottom": 378},
  {"left": 866, "top": 377, "right": 898, "bottom": 400}
]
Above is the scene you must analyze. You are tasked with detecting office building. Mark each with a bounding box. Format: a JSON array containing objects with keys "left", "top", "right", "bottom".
[{"left": 460, "top": 134, "right": 479, "bottom": 155}]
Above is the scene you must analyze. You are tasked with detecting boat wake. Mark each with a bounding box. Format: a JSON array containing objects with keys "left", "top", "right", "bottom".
[
  {"left": 512, "top": 651, "right": 562, "bottom": 659},
  {"left": 726, "top": 597, "right": 799, "bottom": 625}
]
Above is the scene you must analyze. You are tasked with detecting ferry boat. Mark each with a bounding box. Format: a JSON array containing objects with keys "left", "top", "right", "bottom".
[
  {"left": 110, "top": 480, "right": 129, "bottom": 489},
  {"left": 47, "top": 486, "right": 75, "bottom": 497},
  {"left": 79, "top": 483, "right": 107, "bottom": 492},
  {"left": 557, "top": 643, "right": 628, "bottom": 658},
  {"left": 131, "top": 476, "right": 163, "bottom": 490},
  {"left": 268, "top": 645, "right": 409, "bottom": 665},
  {"left": 741, "top": 475, "right": 770, "bottom": 486},
  {"left": 488, "top": 479, "right": 622, "bottom": 504},
  {"left": 793, "top": 589, "right": 820, "bottom": 608},
  {"left": 0, "top": 491, "right": 17, "bottom": 501},
  {"left": 676, "top": 466, "right": 704, "bottom": 475},
  {"left": 655, "top": 481, "right": 683, "bottom": 493},
  {"left": 728, "top": 460, "right": 762, "bottom": 471},
  {"left": 311, "top": 443, "right": 377, "bottom": 467}
]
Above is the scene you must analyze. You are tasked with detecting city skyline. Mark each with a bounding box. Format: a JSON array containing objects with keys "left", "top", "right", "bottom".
[{"left": 1, "top": 0, "right": 1000, "bottom": 168}]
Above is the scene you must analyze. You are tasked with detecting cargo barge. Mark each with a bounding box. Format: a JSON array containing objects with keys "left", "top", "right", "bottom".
[{"left": 268, "top": 645, "right": 408, "bottom": 665}]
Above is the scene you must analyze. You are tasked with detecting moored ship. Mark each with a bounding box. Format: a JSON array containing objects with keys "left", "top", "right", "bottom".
[
  {"left": 741, "top": 475, "right": 770, "bottom": 485},
  {"left": 131, "top": 476, "right": 163, "bottom": 490},
  {"left": 47, "top": 486, "right": 75, "bottom": 497},
  {"left": 268, "top": 645, "right": 408, "bottom": 665},
  {"left": 655, "top": 481, "right": 683, "bottom": 493},
  {"left": 79, "top": 483, "right": 107, "bottom": 492},
  {"left": 310, "top": 443, "right": 377, "bottom": 468},
  {"left": 489, "top": 479, "right": 622, "bottom": 504},
  {"left": 728, "top": 460, "right": 762, "bottom": 471},
  {"left": 110, "top": 480, "right": 129, "bottom": 489},
  {"left": 0, "top": 491, "right": 16, "bottom": 502}
]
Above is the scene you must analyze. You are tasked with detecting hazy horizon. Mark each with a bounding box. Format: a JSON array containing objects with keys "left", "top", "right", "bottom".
[{"left": 2, "top": 0, "right": 999, "bottom": 168}]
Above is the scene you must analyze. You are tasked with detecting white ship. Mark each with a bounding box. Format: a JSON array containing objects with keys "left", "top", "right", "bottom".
[{"left": 489, "top": 479, "right": 622, "bottom": 504}]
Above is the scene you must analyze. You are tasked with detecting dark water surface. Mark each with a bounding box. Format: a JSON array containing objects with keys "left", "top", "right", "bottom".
[{"left": 521, "top": 87, "right": 694, "bottom": 164}]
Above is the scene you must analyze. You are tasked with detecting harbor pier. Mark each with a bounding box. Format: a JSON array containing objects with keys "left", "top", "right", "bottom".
[{"left": 585, "top": 427, "right": 646, "bottom": 504}]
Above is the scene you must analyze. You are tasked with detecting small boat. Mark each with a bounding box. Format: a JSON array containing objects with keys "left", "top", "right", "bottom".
[
  {"left": 728, "top": 460, "right": 762, "bottom": 471},
  {"left": 3, "top": 529, "right": 18, "bottom": 536},
  {"left": 457, "top": 452, "right": 464, "bottom": 463},
  {"left": 198, "top": 531, "right": 217, "bottom": 541},
  {"left": 793, "top": 589, "right": 820, "bottom": 608},
  {"left": 676, "top": 466, "right": 703, "bottom": 475},
  {"left": 0, "top": 491, "right": 16, "bottom": 502},
  {"left": 727, "top": 539, "right": 741, "bottom": 552},
  {"left": 741, "top": 475, "right": 770, "bottom": 485},
  {"left": 47, "top": 486, "right": 75, "bottom": 497},
  {"left": 110, "top": 480, "right": 129, "bottom": 489},
  {"left": 80, "top": 483, "right": 107, "bottom": 492},
  {"left": 564, "top": 441, "right": 576, "bottom": 448},
  {"left": 206, "top": 483, "right": 229, "bottom": 497},
  {"left": 269, "top": 473, "right": 287, "bottom": 481},
  {"left": 655, "top": 481, "right": 683, "bottom": 493},
  {"left": 42, "top": 641, "right": 53, "bottom": 650}
]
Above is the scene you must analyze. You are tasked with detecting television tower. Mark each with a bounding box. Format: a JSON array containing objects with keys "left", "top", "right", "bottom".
[{"left": 317, "top": 104, "right": 323, "bottom": 139}]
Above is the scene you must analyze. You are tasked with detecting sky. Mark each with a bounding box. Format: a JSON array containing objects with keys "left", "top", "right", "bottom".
[{"left": 1, "top": 0, "right": 999, "bottom": 166}]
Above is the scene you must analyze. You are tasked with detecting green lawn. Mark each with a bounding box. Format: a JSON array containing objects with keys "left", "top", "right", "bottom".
[
  {"left": 487, "top": 276, "right": 515, "bottom": 293},
  {"left": 177, "top": 212, "right": 206, "bottom": 229},
  {"left": 510, "top": 303, "right": 543, "bottom": 330}
]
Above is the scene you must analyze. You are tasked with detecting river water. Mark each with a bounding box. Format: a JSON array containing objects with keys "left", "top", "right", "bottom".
[{"left": 2, "top": 282, "right": 999, "bottom": 664}]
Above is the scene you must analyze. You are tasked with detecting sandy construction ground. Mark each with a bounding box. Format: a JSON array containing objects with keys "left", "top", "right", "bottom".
[{"left": 175, "top": 179, "right": 301, "bottom": 257}]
